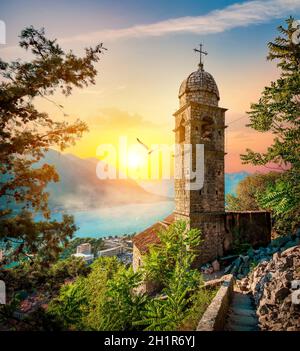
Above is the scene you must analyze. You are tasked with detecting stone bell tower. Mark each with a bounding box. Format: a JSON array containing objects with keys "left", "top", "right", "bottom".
[{"left": 174, "top": 45, "right": 227, "bottom": 264}]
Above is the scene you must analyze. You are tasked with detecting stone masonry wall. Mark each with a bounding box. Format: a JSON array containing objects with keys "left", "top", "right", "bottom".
[
  {"left": 132, "top": 245, "right": 142, "bottom": 272},
  {"left": 174, "top": 212, "right": 225, "bottom": 266},
  {"left": 224, "top": 211, "right": 271, "bottom": 253}
]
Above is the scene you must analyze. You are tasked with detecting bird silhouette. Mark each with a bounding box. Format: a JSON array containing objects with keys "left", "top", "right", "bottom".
[
  {"left": 136, "top": 137, "right": 175, "bottom": 157},
  {"left": 136, "top": 138, "right": 158, "bottom": 155}
]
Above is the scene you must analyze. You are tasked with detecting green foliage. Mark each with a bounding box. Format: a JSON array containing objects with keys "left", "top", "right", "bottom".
[
  {"left": 0, "top": 256, "right": 89, "bottom": 299},
  {"left": 46, "top": 221, "right": 210, "bottom": 332},
  {"left": 241, "top": 19, "right": 300, "bottom": 169},
  {"left": 133, "top": 221, "right": 205, "bottom": 331},
  {"left": 240, "top": 18, "right": 300, "bottom": 233},
  {"left": 0, "top": 26, "right": 106, "bottom": 266},
  {"left": 82, "top": 256, "right": 125, "bottom": 330},
  {"left": 143, "top": 220, "right": 202, "bottom": 286},
  {"left": 178, "top": 286, "right": 217, "bottom": 331},
  {"left": 48, "top": 257, "right": 147, "bottom": 331},
  {"left": 0, "top": 294, "right": 22, "bottom": 330},
  {"left": 225, "top": 172, "right": 280, "bottom": 211},
  {"left": 134, "top": 259, "right": 201, "bottom": 331},
  {"left": 47, "top": 277, "right": 88, "bottom": 330},
  {"left": 0, "top": 212, "right": 77, "bottom": 266},
  {"left": 225, "top": 171, "right": 299, "bottom": 235},
  {"left": 47, "top": 256, "right": 123, "bottom": 330},
  {"left": 47, "top": 256, "right": 90, "bottom": 284},
  {"left": 98, "top": 267, "right": 147, "bottom": 331},
  {"left": 267, "top": 16, "right": 300, "bottom": 72},
  {"left": 258, "top": 173, "right": 299, "bottom": 215},
  {"left": 259, "top": 171, "right": 300, "bottom": 234},
  {"left": 0, "top": 256, "right": 89, "bottom": 330}
]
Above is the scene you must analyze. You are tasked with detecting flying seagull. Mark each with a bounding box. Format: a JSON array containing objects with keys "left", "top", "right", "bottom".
[
  {"left": 136, "top": 137, "right": 157, "bottom": 155},
  {"left": 136, "top": 137, "right": 175, "bottom": 157}
]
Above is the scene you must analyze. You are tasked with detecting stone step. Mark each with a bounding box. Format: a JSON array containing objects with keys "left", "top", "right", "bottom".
[
  {"left": 225, "top": 322, "right": 259, "bottom": 332},
  {"left": 231, "top": 301, "right": 254, "bottom": 309},
  {"left": 227, "top": 314, "right": 258, "bottom": 326},
  {"left": 231, "top": 293, "right": 253, "bottom": 303},
  {"left": 231, "top": 302, "right": 253, "bottom": 310},
  {"left": 225, "top": 291, "right": 259, "bottom": 331},
  {"left": 229, "top": 307, "right": 257, "bottom": 318}
]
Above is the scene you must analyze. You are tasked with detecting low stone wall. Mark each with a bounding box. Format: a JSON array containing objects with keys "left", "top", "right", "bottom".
[
  {"left": 224, "top": 211, "right": 271, "bottom": 252},
  {"left": 197, "top": 274, "right": 234, "bottom": 331}
]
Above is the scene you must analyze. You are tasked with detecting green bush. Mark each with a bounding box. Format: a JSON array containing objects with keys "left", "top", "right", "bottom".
[{"left": 46, "top": 221, "right": 215, "bottom": 331}]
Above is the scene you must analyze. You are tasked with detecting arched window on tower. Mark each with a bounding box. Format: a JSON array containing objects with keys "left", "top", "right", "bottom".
[
  {"left": 201, "top": 116, "right": 214, "bottom": 141},
  {"left": 179, "top": 125, "right": 185, "bottom": 143},
  {"left": 178, "top": 118, "right": 186, "bottom": 143}
]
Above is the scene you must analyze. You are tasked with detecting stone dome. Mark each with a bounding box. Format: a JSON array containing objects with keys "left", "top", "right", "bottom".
[{"left": 179, "top": 67, "right": 220, "bottom": 104}]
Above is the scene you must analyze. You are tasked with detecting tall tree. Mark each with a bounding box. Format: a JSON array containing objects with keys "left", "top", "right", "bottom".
[
  {"left": 241, "top": 17, "right": 300, "bottom": 231},
  {"left": 225, "top": 172, "right": 280, "bottom": 211},
  {"left": 0, "top": 27, "right": 106, "bottom": 265}
]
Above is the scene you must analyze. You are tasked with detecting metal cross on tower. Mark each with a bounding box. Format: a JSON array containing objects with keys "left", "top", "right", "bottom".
[{"left": 194, "top": 43, "right": 207, "bottom": 70}]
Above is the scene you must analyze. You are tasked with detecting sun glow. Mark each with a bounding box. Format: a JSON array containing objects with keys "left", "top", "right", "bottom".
[{"left": 127, "top": 148, "right": 146, "bottom": 169}]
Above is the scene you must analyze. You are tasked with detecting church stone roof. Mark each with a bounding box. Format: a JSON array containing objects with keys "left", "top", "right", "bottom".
[
  {"left": 133, "top": 213, "right": 175, "bottom": 254},
  {"left": 179, "top": 67, "right": 220, "bottom": 100}
]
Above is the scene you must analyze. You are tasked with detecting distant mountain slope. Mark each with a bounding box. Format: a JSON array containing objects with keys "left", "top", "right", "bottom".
[
  {"left": 42, "top": 152, "right": 249, "bottom": 209},
  {"left": 37, "top": 150, "right": 169, "bottom": 209},
  {"left": 2, "top": 150, "right": 249, "bottom": 211}
]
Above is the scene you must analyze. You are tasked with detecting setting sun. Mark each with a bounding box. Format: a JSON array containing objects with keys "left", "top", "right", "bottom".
[{"left": 127, "top": 149, "right": 145, "bottom": 169}]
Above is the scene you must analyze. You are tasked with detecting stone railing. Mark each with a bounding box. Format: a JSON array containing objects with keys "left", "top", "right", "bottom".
[{"left": 197, "top": 274, "right": 234, "bottom": 331}]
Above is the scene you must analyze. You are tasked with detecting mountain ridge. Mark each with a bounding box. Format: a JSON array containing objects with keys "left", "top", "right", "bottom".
[
  {"left": 4, "top": 150, "right": 250, "bottom": 210},
  {"left": 38, "top": 150, "right": 170, "bottom": 210}
]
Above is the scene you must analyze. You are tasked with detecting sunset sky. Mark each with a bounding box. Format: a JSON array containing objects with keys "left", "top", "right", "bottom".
[{"left": 1, "top": 0, "right": 300, "bottom": 173}]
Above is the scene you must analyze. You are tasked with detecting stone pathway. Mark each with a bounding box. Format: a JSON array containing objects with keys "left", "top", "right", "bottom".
[{"left": 225, "top": 291, "right": 259, "bottom": 331}]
